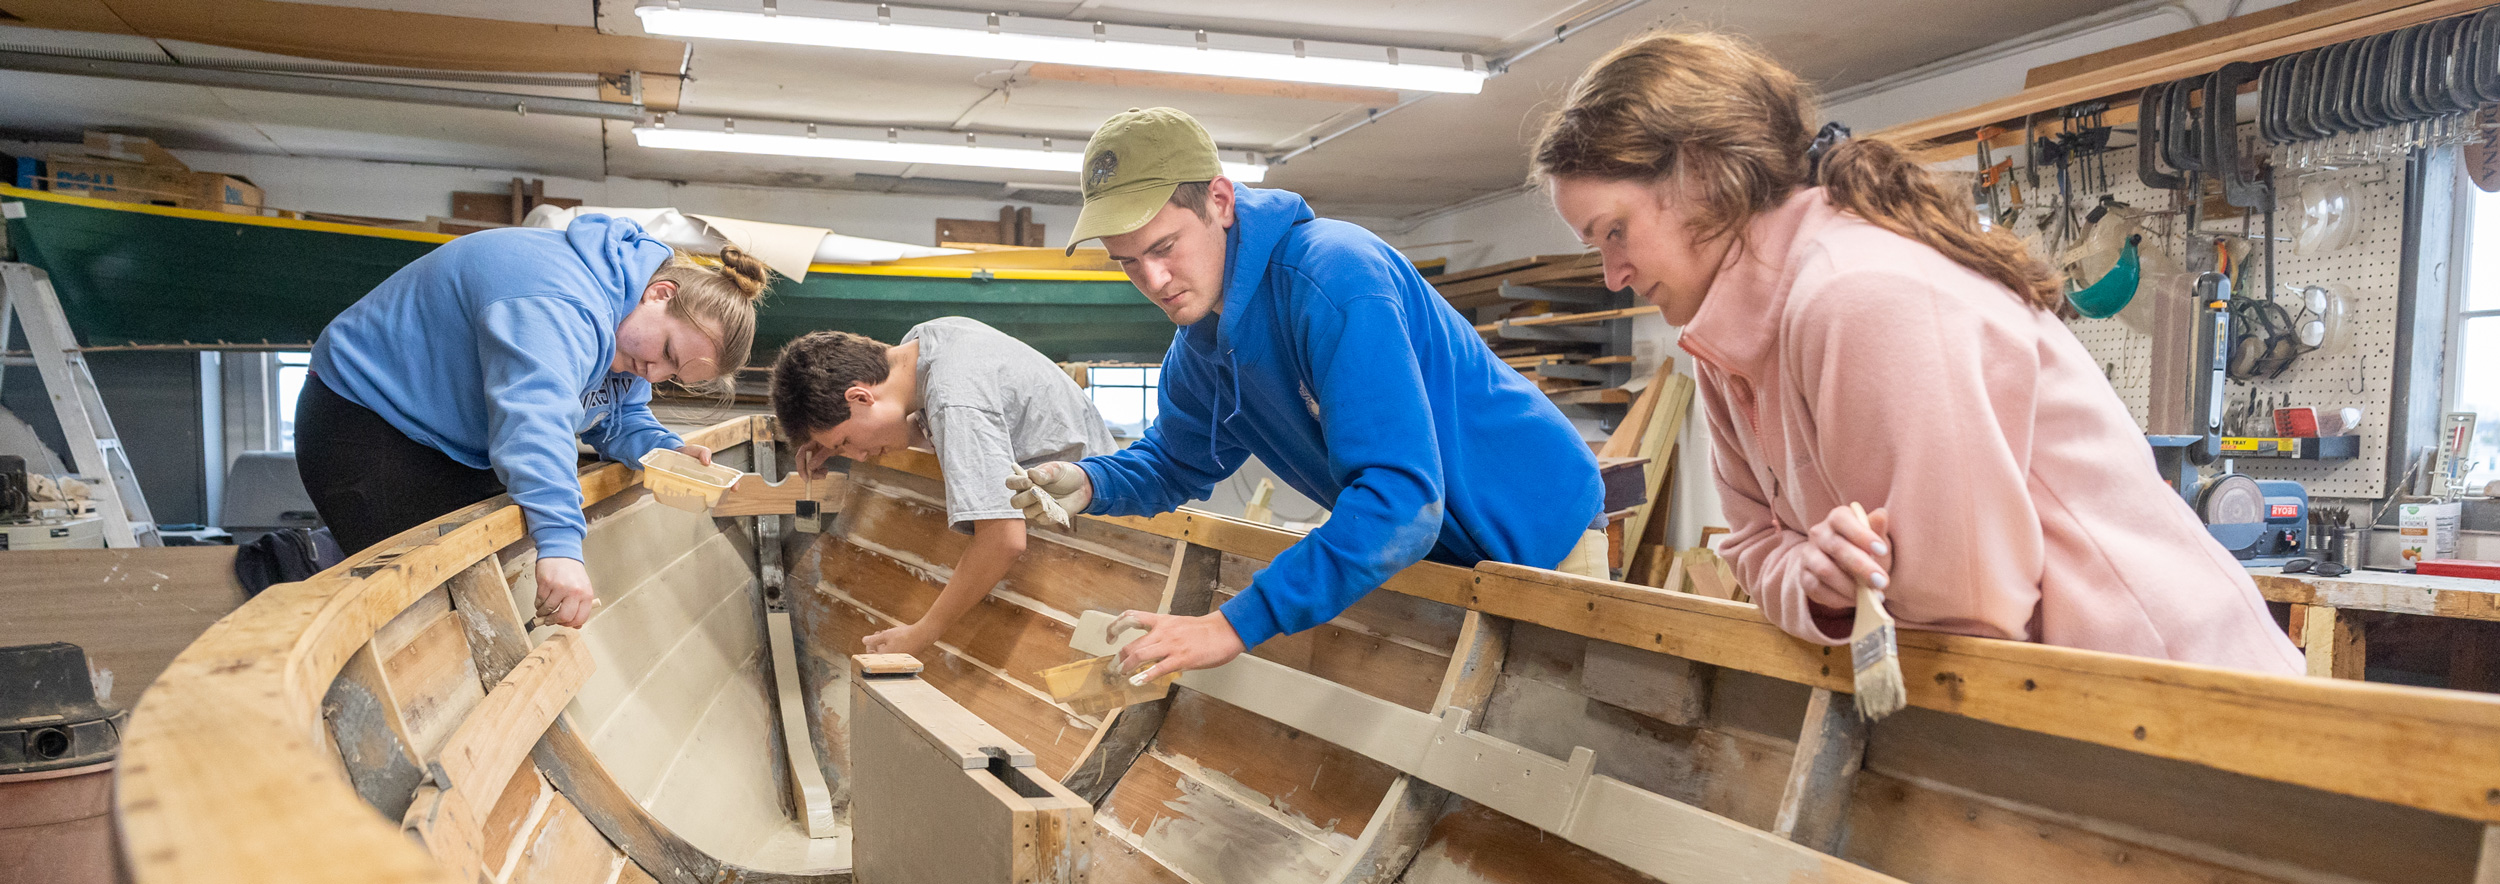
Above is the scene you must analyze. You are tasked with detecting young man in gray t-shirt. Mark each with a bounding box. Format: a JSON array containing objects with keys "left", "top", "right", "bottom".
[{"left": 772, "top": 317, "right": 1119, "bottom": 655}]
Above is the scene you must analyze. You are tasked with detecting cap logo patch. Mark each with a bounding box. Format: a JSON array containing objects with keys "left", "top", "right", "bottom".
[{"left": 1087, "top": 150, "right": 1120, "bottom": 189}]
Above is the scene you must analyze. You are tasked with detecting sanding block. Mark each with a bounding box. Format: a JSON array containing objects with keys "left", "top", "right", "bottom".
[{"left": 1038, "top": 611, "right": 1175, "bottom": 714}]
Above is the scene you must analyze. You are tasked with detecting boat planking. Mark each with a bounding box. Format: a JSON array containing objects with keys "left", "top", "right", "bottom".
[{"left": 118, "top": 415, "right": 2500, "bottom": 884}]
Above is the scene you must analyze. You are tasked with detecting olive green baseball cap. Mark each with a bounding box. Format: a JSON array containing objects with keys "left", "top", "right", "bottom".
[{"left": 1066, "top": 107, "right": 1223, "bottom": 255}]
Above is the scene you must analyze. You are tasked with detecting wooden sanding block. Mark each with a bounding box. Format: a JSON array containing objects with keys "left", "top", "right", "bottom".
[
  {"left": 1039, "top": 655, "right": 1178, "bottom": 715},
  {"left": 1039, "top": 611, "right": 1175, "bottom": 714}
]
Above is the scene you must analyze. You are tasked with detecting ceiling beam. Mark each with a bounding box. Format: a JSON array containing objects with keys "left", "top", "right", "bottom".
[
  {"left": 2, "top": 0, "right": 685, "bottom": 75},
  {"left": 0, "top": 51, "right": 648, "bottom": 121}
]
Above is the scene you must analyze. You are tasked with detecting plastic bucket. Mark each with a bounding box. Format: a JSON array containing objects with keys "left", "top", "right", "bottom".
[{"left": 639, "top": 448, "right": 742, "bottom": 512}]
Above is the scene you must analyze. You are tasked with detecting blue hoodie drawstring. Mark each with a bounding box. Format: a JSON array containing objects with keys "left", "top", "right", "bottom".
[{"left": 1205, "top": 347, "right": 1242, "bottom": 472}]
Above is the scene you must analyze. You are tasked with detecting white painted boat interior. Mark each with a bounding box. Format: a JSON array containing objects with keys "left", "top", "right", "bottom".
[{"left": 513, "top": 491, "right": 848, "bottom": 873}]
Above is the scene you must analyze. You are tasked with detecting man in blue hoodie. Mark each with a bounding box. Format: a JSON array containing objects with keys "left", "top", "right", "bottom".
[{"left": 1008, "top": 107, "right": 1605, "bottom": 682}]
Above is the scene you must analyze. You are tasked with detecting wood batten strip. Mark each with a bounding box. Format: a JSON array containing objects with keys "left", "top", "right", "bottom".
[
  {"left": 1327, "top": 611, "right": 1513, "bottom": 884},
  {"left": 715, "top": 471, "right": 852, "bottom": 517},
  {"left": 1772, "top": 688, "right": 1869, "bottom": 854},
  {"left": 402, "top": 630, "right": 594, "bottom": 870},
  {"left": 1071, "top": 618, "right": 1900, "bottom": 884},
  {"left": 770, "top": 612, "right": 841, "bottom": 837}
]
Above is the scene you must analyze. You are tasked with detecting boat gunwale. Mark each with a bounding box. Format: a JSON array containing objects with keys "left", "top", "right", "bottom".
[{"left": 114, "top": 416, "right": 762, "bottom": 884}]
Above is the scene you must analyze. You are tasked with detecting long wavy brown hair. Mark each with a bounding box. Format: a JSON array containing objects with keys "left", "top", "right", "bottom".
[{"left": 1530, "top": 29, "right": 2061, "bottom": 312}]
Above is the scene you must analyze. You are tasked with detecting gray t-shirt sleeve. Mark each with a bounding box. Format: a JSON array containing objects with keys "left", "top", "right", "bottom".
[{"left": 929, "top": 405, "right": 1027, "bottom": 534}]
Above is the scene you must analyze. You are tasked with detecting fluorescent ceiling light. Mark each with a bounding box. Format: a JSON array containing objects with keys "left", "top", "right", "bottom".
[
  {"left": 635, "top": 125, "right": 1268, "bottom": 183},
  {"left": 636, "top": 2, "right": 1485, "bottom": 95}
]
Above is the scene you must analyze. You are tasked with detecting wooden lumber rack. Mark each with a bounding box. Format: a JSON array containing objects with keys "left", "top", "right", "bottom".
[{"left": 1433, "top": 252, "right": 1646, "bottom": 409}]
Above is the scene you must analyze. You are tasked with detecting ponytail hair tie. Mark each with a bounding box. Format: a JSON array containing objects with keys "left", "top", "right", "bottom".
[{"left": 1806, "top": 121, "right": 1853, "bottom": 181}]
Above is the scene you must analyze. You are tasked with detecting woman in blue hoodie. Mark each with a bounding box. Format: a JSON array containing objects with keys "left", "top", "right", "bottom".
[{"left": 297, "top": 215, "right": 769, "bottom": 628}]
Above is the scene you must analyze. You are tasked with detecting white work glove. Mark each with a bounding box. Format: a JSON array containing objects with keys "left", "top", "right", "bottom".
[{"left": 1005, "top": 462, "right": 1091, "bottom": 526}]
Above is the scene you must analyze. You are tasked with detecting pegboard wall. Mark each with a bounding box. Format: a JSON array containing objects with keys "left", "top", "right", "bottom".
[{"left": 2035, "top": 134, "right": 2407, "bottom": 500}]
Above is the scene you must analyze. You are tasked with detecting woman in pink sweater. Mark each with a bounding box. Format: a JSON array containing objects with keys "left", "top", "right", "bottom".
[{"left": 1532, "top": 31, "right": 2302, "bottom": 675}]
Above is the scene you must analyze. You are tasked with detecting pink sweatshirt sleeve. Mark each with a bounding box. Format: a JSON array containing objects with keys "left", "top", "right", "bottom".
[
  {"left": 1721, "top": 267, "right": 2052, "bottom": 646},
  {"left": 1705, "top": 373, "right": 1854, "bottom": 644}
]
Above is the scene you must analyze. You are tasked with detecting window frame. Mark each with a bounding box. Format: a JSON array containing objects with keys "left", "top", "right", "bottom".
[
  {"left": 2446, "top": 162, "right": 2500, "bottom": 491},
  {"left": 1081, "top": 363, "right": 1162, "bottom": 440}
]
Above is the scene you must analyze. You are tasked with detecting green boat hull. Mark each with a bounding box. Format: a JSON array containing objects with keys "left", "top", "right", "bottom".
[{"left": 2, "top": 192, "right": 1174, "bottom": 361}]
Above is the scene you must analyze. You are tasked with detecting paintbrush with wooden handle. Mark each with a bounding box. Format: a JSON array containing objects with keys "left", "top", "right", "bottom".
[{"left": 1847, "top": 502, "right": 1905, "bottom": 721}]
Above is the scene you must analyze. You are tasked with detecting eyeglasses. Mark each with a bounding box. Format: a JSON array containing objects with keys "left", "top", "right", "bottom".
[{"left": 2279, "top": 558, "right": 2351, "bottom": 578}]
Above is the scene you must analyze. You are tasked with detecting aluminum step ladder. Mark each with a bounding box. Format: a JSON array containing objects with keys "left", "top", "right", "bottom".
[{"left": 0, "top": 262, "right": 160, "bottom": 547}]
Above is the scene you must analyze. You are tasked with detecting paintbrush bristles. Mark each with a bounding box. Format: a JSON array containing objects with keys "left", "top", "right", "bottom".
[
  {"left": 1845, "top": 501, "right": 1906, "bottom": 721},
  {"left": 1850, "top": 585, "right": 1906, "bottom": 720}
]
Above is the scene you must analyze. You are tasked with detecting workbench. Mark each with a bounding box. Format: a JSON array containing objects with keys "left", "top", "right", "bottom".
[{"left": 2249, "top": 567, "right": 2499, "bottom": 689}]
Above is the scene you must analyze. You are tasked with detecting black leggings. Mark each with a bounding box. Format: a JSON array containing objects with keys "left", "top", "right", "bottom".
[{"left": 294, "top": 374, "right": 508, "bottom": 556}]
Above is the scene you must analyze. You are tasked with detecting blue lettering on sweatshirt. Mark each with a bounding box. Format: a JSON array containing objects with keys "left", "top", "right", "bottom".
[
  {"left": 1075, "top": 186, "right": 1603, "bottom": 649},
  {"left": 310, "top": 215, "right": 682, "bottom": 562}
]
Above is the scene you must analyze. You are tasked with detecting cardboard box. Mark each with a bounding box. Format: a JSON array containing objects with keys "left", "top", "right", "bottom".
[
  {"left": 2398, "top": 501, "right": 2461, "bottom": 566},
  {"left": 43, "top": 132, "right": 262, "bottom": 215},
  {"left": 82, "top": 131, "right": 187, "bottom": 170}
]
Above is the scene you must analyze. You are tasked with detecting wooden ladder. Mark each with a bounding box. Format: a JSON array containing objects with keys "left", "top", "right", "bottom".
[{"left": 0, "top": 261, "right": 160, "bottom": 547}]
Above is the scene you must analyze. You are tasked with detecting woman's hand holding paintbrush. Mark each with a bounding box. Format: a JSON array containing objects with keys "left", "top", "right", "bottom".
[{"left": 1802, "top": 503, "right": 1892, "bottom": 604}]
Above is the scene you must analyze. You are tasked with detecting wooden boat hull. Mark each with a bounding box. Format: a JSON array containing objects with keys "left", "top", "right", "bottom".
[
  {"left": 806, "top": 448, "right": 2500, "bottom": 884},
  {"left": 0, "top": 185, "right": 1173, "bottom": 360},
  {"left": 116, "top": 416, "right": 2500, "bottom": 884}
]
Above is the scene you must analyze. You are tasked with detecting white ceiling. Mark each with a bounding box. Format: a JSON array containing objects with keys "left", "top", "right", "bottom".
[{"left": 0, "top": 0, "right": 2137, "bottom": 221}]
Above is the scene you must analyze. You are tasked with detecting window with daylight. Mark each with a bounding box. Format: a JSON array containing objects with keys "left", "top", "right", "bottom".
[
  {"left": 275, "top": 351, "right": 311, "bottom": 451},
  {"left": 2452, "top": 187, "right": 2500, "bottom": 490},
  {"left": 1085, "top": 365, "right": 1161, "bottom": 440}
]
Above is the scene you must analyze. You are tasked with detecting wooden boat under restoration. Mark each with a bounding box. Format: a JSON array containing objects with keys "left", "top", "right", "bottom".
[{"left": 119, "top": 415, "right": 2500, "bottom": 884}]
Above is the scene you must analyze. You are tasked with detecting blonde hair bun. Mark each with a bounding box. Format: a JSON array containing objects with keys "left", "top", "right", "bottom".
[{"left": 713, "top": 245, "right": 772, "bottom": 301}]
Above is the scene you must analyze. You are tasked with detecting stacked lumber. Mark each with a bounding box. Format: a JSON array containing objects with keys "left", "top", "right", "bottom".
[
  {"left": 1598, "top": 369, "right": 1752, "bottom": 598},
  {"left": 1433, "top": 253, "right": 1646, "bottom": 405},
  {"left": 1429, "top": 252, "right": 1602, "bottom": 308},
  {"left": 1598, "top": 361, "right": 1694, "bottom": 582}
]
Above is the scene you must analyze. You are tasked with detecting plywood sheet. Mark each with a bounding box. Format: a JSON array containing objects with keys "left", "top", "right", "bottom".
[{"left": 0, "top": 546, "right": 248, "bottom": 705}]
